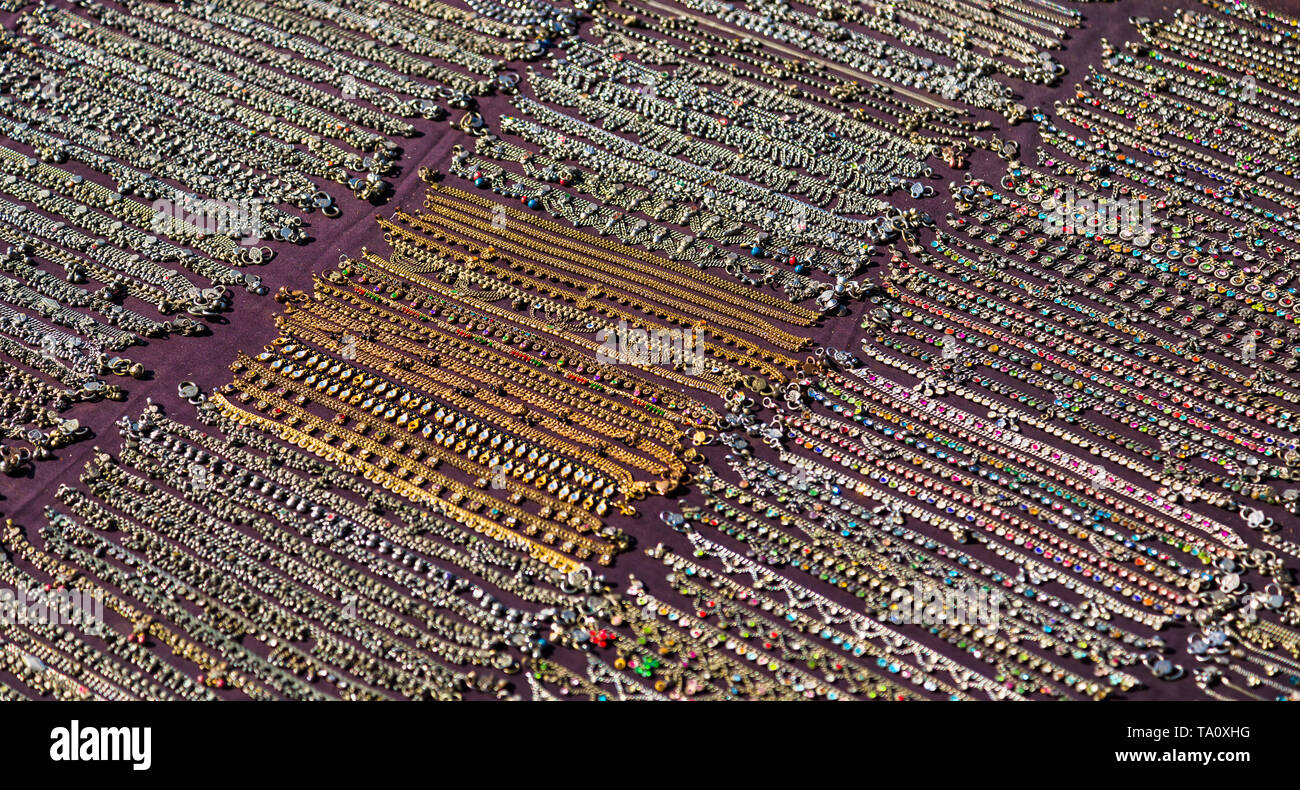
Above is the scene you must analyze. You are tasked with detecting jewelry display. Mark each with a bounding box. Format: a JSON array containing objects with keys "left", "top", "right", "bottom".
[
  {"left": 0, "top": 0, "right": 579, "bottom": 468},
  {"left": 3, "top": 0, "right": 1300, "bottom": 711}
]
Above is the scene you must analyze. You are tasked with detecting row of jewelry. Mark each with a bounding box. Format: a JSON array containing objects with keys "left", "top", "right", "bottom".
[
  {"left": 10, "top": 358, "right": 1295, "bottom": 698},
  {"left": 735, "top": 318, "right": 1300, "bottom": 696},
  {"left": 1, "top": 397, "right": 966, "bottom": 701},
  {"left": 960, "top": 2, "right": 1300, "bottom": 513},
  {"left": 212, "top": 172, "right": 846, "bottom": 572},
  {"left": 446, "top": 0, "right": 1084, "bottom": 309},
  {"left": 1, "top": 0, "right": 569, "bottom": 228},
  {"left": 0, "top": 402, "right": 654, "bottom": 700},
  {"left": 991, "top": 2, "right": 1300, "bottom": 696},
  {"left": 721, "top": 1, "right": 1300, "bottom": 698},
  {"left": 0, "top": 0, "right": 574, "bottom": 471},
  {"left": 17, "top": 1, "right": 1300, "bottom": 701}
]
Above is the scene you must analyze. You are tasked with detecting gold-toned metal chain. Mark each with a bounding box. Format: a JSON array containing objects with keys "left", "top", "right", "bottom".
[
  {"left": 223, "top": 368, "right": 618, "bottom": 548},
  {"left": 348, "top": 249, "right": 741, "bottom": 394},
  {"left": 209, "top": 392, "right": 603, "bottom": 571},
  {"left": 424, "top": 183, "right": 820, "bottom": 321},
  {"left": 382, "top": 220, "right": 804, "bottom": 369},
  {"left": 306, "top": 272, "right": 719, "bottom": 426},
  {"left": 254, "top": 332, "right": 684, "bottom": 493},
  {"left": 398, "top": 207, "right": 812, "bottom": 351},
  {"left": 291, "top": 286, "right": 691, "bottom": 441},
  {"left": 278, "top": 311, "right": 689, "bottom": 484},
  {"left": 238, "top": 349, "right": 637, "bottom": 521}
]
